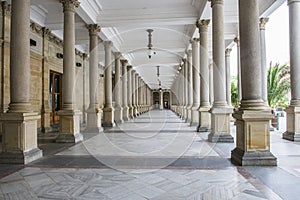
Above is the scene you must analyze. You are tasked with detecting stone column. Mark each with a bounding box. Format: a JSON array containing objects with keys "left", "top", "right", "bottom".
[
  {"left": 186, "top": 49, "right": 193, "bottom": 122},
  {"left": 139, "top": 78, "right": 143, "bottom": 113},
  {"left": 225, "top": 48, "right": 232, "bottom": 106},
  {"left": 114, "top": 52, "right": 123, "bottom": 124},
  {"left": 260, "top": 18, "right": 269, "bottom": 104},
  {"left": 231, "top": 0, "right": 277, "bottom": 166},
  {"left": 160, "top": 90, "right": 164, "bottom": 110},
  {"left": 197, "top": 19, "right": 211, "bottom": 132},
  {"left": 0, "top": 0, "right": 42, "bottom": 164},
  {"left": 234, "top": 37, "right": 242, "bottom": 103},
  {"left": 181, "top": 61, "right": 186, "bottom": 118},
  {"left": 209, "top": 0, "right": 233, "bottom": 143},
  {"left": 132, "top": 70, "right": 138, "bottom": 116},
  {"left": 283, "top": 0, "right": 300, "bottom": 142},
  {"left": 127, "top": 66, "right": 134, "bottom": 118},
  {"left": 121, "top": 60, "right": 129, "bottom": 121},
  {"left": 102, "top": 41, "right": 115, "bottom": 127},
  {"left": 135, "top": 74, "right": 140, "bottom": 116},
  {"left": 56, "top": 0, "right": 83, "bottom": 143},
  {"left": 85, "top": 24, "right": 102, "bottom": 133},
  {"left": 209, "top": 63, "right": 214, "bottom": 105},
  {"left": 191, "top": 38, "right": 200, "bottom": 126},
  {"left": 182, "top": 59, "right": 188, "bottom": 119}
]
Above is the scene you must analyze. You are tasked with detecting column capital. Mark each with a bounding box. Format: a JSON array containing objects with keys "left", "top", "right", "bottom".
[
  {"left": 83, "top": 53, "right": 88, "bottom": 60},
  {"left": 60, "top": 0, "right": 80, "bottom": 12},
  {"left": 196, "top": 19, "right": 210, "bottom": 32},
  {"left": 186, "top": 49, "right": 192, "bottom": 57},
  {"left": 225, "top": 48, "right": 232, "bottom": 57},
  {"left": 104, "top": 40, "right": 113, "bottom": 48},
  {"left": 234, "top": 37, "right": 240, "bottom": 46},
  {"left": 182, "top": 58, "right": 187, "bottom": 63},
  {"left": 86, "top": 24, "right": 101, "bottom": 36},
  {"left": 210, "top": 0, "right": 223, "bottom": 7},
  {"left": 114, "top": 52, "right": 122, "bottom": 58},
  {"left": 191, "top": 38, "right": 200, "bottom": 43},
  {"left": 127, "top": 65, "right": 133, "bottom": 71},
  {"left": 259, "top": 18, "right": 269, "bottom": 30},
  {"left": 288, "top": 0, "right": 300, "bottom": 5},
  {"left": 121, "top": 59, "right": 128, "bottom": 66}
]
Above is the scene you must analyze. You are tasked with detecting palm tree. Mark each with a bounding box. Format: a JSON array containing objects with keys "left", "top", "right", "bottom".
[
  {"left": 231, "top": 76, "right": 238, "bottom": 107},
  {"left": 267, "top": 62, "right": 290, "bottom": 108}
]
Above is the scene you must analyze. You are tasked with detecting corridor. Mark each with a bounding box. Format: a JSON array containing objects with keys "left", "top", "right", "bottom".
[{"left": 1, "top": 110, "right": 300, "bottom": 199}]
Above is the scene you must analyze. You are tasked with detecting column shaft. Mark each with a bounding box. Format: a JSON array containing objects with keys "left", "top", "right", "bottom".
[
  {"left": 225, "top": 48, "right": 232, "bottom": 106},
  {"left": 197, "top": 19, "right": 211, "bottom": 132},
  {"left": 85, "top": 24, "right": 102, "bottom": 132},
  {"left": 186, "top": 50, "right": 193, "bottom": 122},
  {"left": 102, "top": 41, "right": 115, "bottom": 127},
  {"left": 283, "top": 0, "right": 300, "bottom": 141},
  {"left": 121, "top": 60, "right": 129, "bottom": 121},
  {"left": 127, "top": 66, "right": 133, "bottom": 118},
  {"left": 56, "top": 0, "right": 83, "bottom": 143},
  {"left": 231, "top": 0, "right": 276, "bottom": 166},
  {"left": 260, "top": 18, "right": 269, "bottom": 104},
  {"left": 114, "top": 52, "right": 123, "bottom": 123},
  {"left": 209, "top": 0, "right": 233, "bottom": 143},
  {"left": 191, "top": 38, "right": 200, "bottom": 126}
]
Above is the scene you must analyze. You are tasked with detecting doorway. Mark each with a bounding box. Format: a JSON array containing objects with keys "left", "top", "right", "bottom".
[
  {"left": 49, "top": 71, "right": 62, "bottom": 125},
  {"left": 163, "top": 92, "right": 170, "bottom": 109}
]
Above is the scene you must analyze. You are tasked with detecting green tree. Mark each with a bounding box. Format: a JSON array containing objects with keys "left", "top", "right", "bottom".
[
  {"left": 231, "top": 76, "right": 238, "bottom": 107},
  {"left": 267, "top": 62, "right": 290, "bottom": 108}
]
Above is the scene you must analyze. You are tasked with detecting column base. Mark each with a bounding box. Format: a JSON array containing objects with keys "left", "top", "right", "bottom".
[
  {"left": 102, "top": 107, "right": 115, "bottom": 128},
  {"left": 114, "top": 107, "right": 124, "bottom": 124},
  {"left": 209, "top": 106, "right": 233, "bottom": 143},
  {"left": 133, "top": 106, "right": 139, "bottom": 117},
  {"left": 186, "top": 106, "right": 192, "bottom": 123},
  {"left": 283, "top": 105, "right": 300, "bottom": 141},
  {"left": 0, "top": 112, "right": 43, "bottom": 164},
  {"left": 0, "top": 148, "right": 43, "bottom": 164},
  {"left": 85, "top": 108, "right": 103, "bottom": 133},
  {"left": 190, "top": 106, "right": 199, "bottom": 126},
  {"left": 56, "top": 133, "right": 83, "bottom": 143},
  {"left": 231, "top": 147, "right": 277, "bottom": 166},
  {"left": 129, "top": 106, "right": 134, "bottom": 118},
  {"left": 208, "top": 133, "right": 234, "bottom": 143},
  {"left": 122, "top": 106, "right": 130, "bottom": 121},
  {"left": 57, "top": 110, "right": 83, "bottom": 143},
  {"left": 197, "top": 106, "right": 211, "bottom": 132},
  {"left": 283, "top": 131, "right": 300, "bottom": 141},
  {"left": 232, "top": 105, "right": 277, "bottom": 166}
]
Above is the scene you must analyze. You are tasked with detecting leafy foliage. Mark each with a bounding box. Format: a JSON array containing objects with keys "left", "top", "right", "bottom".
[
  {"left": 267, "top": 62, "right": 290, "bottom": 108},
  {"left": 231, "top": 76, "right": 238, "bottom": 107}
]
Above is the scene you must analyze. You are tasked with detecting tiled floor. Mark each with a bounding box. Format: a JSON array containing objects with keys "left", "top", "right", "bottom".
[{"left": 1, "top": 109, "right": 300, "bottom": 199}]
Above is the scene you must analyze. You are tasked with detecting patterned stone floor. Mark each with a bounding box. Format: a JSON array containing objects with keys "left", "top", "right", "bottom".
[{"left": 0, "top": 109, "right": 300, "bottom": 199}]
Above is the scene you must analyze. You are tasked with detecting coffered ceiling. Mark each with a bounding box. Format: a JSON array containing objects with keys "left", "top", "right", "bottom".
[{"left": 27, "top": 0, "right": 285, "bottom": 89}]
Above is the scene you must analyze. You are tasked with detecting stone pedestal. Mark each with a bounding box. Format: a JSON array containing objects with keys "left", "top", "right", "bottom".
[
  {"left": 197, "top": 106, "right": 211, "bottom": 132},
  {"left": 114, "top": 107, "right": 124, "bottom": 124},
  {"left": 208, "top": 106, "right": 233, "bottom": 142},
  {"left": 85, "top": 108, "right": 103, "bottom": 133},
  {"left": 231, "top": 108, "right": 277, "bottom": 166},
  {"left": 102, "top": 107, "right": 115, "bottom": 128},
  {"left": 0, "top": 113, "right": 43, "bottom": 164},
  {"left": 190, "top": 107, "right": 199, "bottom": 126},
  {"left": 56, "top": 110, "right": 83, "bottom": 143},
  {"left": 283, "top": 106, "right": 300, "bottom": 141}
]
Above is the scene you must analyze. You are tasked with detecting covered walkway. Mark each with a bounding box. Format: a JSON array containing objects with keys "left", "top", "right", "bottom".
[{"left": 1, "top": 110, "right": 300, "bottom": 199}]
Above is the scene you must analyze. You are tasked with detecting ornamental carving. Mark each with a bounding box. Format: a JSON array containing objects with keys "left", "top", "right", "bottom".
[
  {"left": 196, "top": 19, "right": 210, "bottom": 32},
  {"left": 225, "top": 48, "right": 232, "bottom": 57},
  {"left": 30, "top": 22, "right": 44, "bottom": 36},
  {"left": 1, "top": 1, "right": 11, "bottom": 16},
  {"left": 210, "top": 0, "right": 223, "bottom": 7},
  {"left": 60, "top": 0, "right": 80, "bottom": 12},
  {"left": 259, "top": 18, "right": 269, "bottom": 30},
  {"left": 121, "top": 59, "right": 128, "bottom": 66},
  {"left": 86, "top": 24, "right": 101, "bottom": 36}
]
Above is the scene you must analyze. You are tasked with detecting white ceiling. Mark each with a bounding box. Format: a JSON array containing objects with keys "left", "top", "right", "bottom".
[{"left": 27, "top": 0, "right": 285, "bottom": 89}]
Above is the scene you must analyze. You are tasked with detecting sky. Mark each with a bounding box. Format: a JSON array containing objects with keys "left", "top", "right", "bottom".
[{"left": 230, "top": 3, "right": 289, "bottom": 76}]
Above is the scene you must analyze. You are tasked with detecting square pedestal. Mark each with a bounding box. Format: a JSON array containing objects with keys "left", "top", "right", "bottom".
[
  {"left": 186, "top": 107, "right": 192, "bottom": 123},
  {"left": 231, "top": 109, "right": 277, "bottom": 166},
  {"left": 122, "top": 106, "right": 130, "bottom": 121},
  {"left": 102, "top": 107, "right": 115, "bottom": 128},
  {"left": 197, "top": 106, "right": 211, "bottom": 132},
  {"left": 56, "top": 110, "right": 83, "bottom": 143},
  {"left": 190, "top": 106, "right": 199, "bottom": 126},
  {"left": 0, "top": 112, "right": 43, "bottom": 164},
  {"left": 208, "top": 106, "right": 234, "bottom": 143},
  {"left": 114, "top": 107, "right": 124, "bottom": 124},
  {"left": 85, "top": 108, "right": 103, "bottom": 133},
  {"left": 283, "top": 106, "right": 300, "bottom": 141}
]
